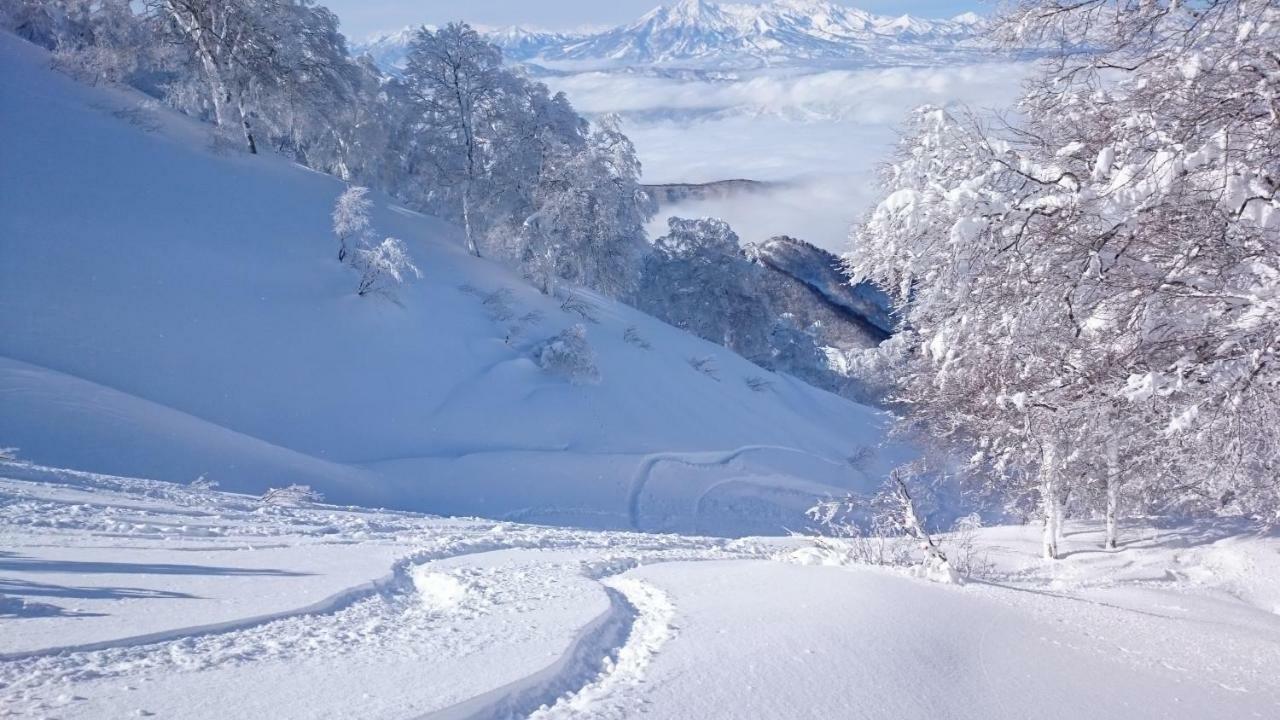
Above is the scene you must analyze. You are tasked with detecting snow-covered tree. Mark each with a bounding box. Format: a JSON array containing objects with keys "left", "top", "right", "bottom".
[
  {"left": 806, "top": 464, "right": 961, "bottom": 581},
  {"left": 402, "top": 22, "right": 504, "bottom": 256},
  {"left": 535, "top": 323, "right": 600, "bottom": 384},
  {"left": 332, "top": 185, "right": 371, "bottom": 262},
  {"left": 516, "top": 115, "right": 654, "bottom": 297},
  {"left": 261, "top": 483, "right": 323, "bottom": 506},
  {"left": 2, "top": 0, "right": 152, "bottom": 84},
  {"left": 851, "top": 0, "right": 1280, "bottom": 556},
  {"left": 765, "top": 314, "right": 829, "bottom": 389},
  {"left": 402, "top": 23, "right": 603, "bottom": 264},
  {"left": 143, "top": 1, "right": 357, "bottom": 156},
  {"left": 636, "top": 217, "right": 772, "bottom": 362},
  {"left": 353, "top": 237, "right": 420, "bottom": 299}
]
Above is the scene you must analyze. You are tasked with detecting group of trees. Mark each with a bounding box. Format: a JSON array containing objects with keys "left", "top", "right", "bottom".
[
  {"left": 849, "top": 0, "right": 1280, "bottom": 557},
  {"left": 634, "top": 218, "right": 842, "bottom": 388},
  {"left": 1, "top": 1, "right": 652, "bottom": 301},
  {"left": 331, "top": 185, "right": 420, "bottom": 298}
]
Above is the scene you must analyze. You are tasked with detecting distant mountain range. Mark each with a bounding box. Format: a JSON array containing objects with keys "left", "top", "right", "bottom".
[{"left": 356, "top": 0, "right": 990, "bottom": 71}]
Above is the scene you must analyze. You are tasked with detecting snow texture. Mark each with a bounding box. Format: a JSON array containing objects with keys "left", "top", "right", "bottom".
[{"left": 2, "top": 460, "right": 1278, "bottom": 718}]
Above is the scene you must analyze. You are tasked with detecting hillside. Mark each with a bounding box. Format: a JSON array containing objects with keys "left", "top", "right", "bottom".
[
  {"left": 749, "top": 235, "right": 895, "bottom": 339},
  {"left": 0, "top": 32, "right": 907, "bottom": 536}
]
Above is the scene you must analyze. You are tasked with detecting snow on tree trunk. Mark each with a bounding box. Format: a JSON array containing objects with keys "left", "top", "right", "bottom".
[
  {"left": 885, "top": 467, "right": 957, "bottom": 581},
  {"left": 1041, "top": 442, "right": 1062, "bottom": 560},
  {"left": 236, "top": 89, "right": 257, "bottom": 155},
  {"left": 462, "top": 188, "right": 479, "bottom": 257},
  {"left": 1105, "top": 433, "right": 1120, "bottom": 551}
]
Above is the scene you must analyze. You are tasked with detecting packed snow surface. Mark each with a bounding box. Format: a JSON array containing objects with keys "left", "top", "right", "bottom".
[
  {"left": 2, "top": 461, "right": 1278, "bottom": 719},
  {"left": 0, "top": 31, "right": 909, "bottom": 536}
]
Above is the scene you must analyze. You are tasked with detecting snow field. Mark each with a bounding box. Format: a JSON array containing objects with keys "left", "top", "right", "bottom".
[
  {"left": 0, "top": 463, "right": 758, "bottom": 719},
  {"left": 4, "top": 463, "right": 1279, "bottom": 719}
]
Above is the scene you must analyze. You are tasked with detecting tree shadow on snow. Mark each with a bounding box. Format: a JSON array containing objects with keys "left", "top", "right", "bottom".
[
  {"left": 0, "top": 577, "right": 202, "bottom": 602},
  {"left": 0, "top": 554, "right": 313, "bottom": 577},
  {"left": 0, "top": 593, "right": 107, "bottom": 619},
  {"left": 1056, "top": 517, "right": 1262, "bottom": 559},
  {"left": 967, "top": 579, "right": 1193, "bottom": 622}
]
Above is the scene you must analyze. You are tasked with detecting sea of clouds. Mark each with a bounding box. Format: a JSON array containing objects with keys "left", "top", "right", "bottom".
[{"left": 542, "top": 62, "right": 1031, "bottom": 252}]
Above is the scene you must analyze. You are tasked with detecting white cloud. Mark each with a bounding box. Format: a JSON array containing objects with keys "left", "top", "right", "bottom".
[
  {"left": 545, "top": 62, "right": 1031, "bottom": 253},
  {"left": 547, "top": 63, "right": 1028, "bottom": 120},
  {"left": 645, "top": 174, "right": 874, "bottom": 255}
]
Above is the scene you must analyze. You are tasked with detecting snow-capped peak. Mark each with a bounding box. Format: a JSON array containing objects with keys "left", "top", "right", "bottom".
[
  {"left": 550, "top": 2, "right": 988, "bottom": 66},
  {"left": 664, "top": 0, "right": 728, "bottom": 23},
  {"left": 353, "top": 1, "right": 991, "bottom": 70}
]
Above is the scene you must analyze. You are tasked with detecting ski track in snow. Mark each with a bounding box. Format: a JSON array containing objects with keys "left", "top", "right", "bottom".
[
  {"left": 6, "top": 466, "right": 1280, "bottom": 718},
  {"left": 0, "top": 541, "right": 723, "bottom": 718},
  {"left": 421, "top": 560, "right": 681, "bottom": 720},
  {"left": 624, "top": 444, "right": 846, "bottom": 531},
  {"left": 0, "top": 569, "right": 401, "bottom": 662},
  {"left": 0, "top": 465, "right": 747, "bottom": 718},
  {"left": 526, "top": 577, "right": 677, "bottom": 720}
]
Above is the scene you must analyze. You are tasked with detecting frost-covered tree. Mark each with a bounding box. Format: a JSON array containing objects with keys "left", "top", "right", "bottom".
[
  {"left": 402, "top": 22, "right": 504, "bottom": 256},
  {"left": 353, "top": 237, "right": 420, "bottom": 299},
  {"left": 535, "top": 323, "right": 599, "bottom": 384},
  {"left": 517, "top": 115, "right": 654, "bottom": 297},
  {"left": 2, "top": 0, "right": 153, "bottom": 84},
  {"left": 403, "top": 23, "right": 600, "bottom": 263},
  {"left": 331, "top": 185, "right": 371, "bottom": 262},
  {"left": 636, "top": 217, "right": 772, "bottom": 362},
  {"left": 851, "top": 0, "right": 1280, "bottom": 556},
  {"left": 142, "top": 1, "right": 357, "bottom": 156},
  {"left": 807, "top": 463, "right": 961, "bottom": 581},
  {"left": 765, "top": 314, "right": 830, "bottom": 389},
  {"left": 261, "top": 483, "right": 323, "bottom": 506}
]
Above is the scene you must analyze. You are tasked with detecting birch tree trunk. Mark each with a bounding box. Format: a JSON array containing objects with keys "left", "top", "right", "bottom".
[
  {"left": 1041, "top": 441, "right": 1061, "bottom": 560},
  {"left": 235, "top": 87, "right": 258, "bottom": 155},
  {"left": 1104, "top": 432, "right": 1120, "bottom": 550},
  {"left": 461, "top": 187, "right": 479, "bottom": 257}
]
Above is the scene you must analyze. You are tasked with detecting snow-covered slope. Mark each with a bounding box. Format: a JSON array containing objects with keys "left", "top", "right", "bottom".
[
  {"left": 0, "top": 32, "right": 908, "bottom": 535},
  {"left": 358, "top": 0, "right": 989, "bottom": 70},
  {"left": 4, "top": 462, "right": 1278, "bottom": 719}
]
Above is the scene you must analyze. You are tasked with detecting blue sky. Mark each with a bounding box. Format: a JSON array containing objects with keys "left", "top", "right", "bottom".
[{"left": 325, "top": 0, "right": 989, "bottom": 39}]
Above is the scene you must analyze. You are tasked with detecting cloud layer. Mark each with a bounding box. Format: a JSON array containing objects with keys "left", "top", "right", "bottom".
[
  {"left": 550, "top": 63, "right": 1025, "bottom": 121},
  {"left": 545, "top": 63, "right": 1031, "bottom": 252}
]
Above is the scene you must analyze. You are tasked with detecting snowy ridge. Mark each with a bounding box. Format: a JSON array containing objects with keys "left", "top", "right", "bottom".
[{"left": 357, "top": 0, "right": 991, "bottom": 70}]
